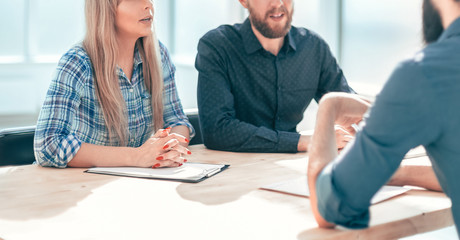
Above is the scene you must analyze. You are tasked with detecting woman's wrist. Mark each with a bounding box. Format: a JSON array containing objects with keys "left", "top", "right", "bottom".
[{"left": 130, "top": 146, "right": 143, "bottom": 167}]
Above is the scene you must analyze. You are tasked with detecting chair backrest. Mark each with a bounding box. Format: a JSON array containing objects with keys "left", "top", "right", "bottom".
[
  {"left": 0, "top": 126, "right": 36, "bottom": 166},
  {"left": 186, "top": 113, "right": 203, "bottom": 145}
]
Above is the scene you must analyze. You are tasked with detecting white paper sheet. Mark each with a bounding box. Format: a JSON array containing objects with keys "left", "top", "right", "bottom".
[
  {"left": 404, "top": 146, "right": 427, "bottom": 159},
  {"left": 261, "top": 177, "right": 410, "bottom": 204}
]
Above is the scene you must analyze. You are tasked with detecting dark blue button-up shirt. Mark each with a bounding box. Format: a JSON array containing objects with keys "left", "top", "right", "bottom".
[{"left": 196, "top": 18, "right": 353, "bottom": 153}]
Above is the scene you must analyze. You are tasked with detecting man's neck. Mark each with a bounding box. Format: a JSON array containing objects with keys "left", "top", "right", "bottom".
[
  {"left": 251, "top": 25, "right": 285, "bottom": 56},
  {"left": 440, "top": 3, "right": 460, "bottom": 29}
]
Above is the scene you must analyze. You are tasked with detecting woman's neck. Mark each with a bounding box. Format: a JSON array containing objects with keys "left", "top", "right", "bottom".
[{"left": 116, "top": 35, "right": 137, "bottom": 81}]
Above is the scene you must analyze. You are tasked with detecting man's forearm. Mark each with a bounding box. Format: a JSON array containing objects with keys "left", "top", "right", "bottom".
[
  {"left": 307, "top": 99, "right": 339, "bottom": 228},
  {"left": 387, "top": 165, "right": 442, "bottom": 191},
  {"left": 202, "top": 116, "right": 300, "bottom": 153}
]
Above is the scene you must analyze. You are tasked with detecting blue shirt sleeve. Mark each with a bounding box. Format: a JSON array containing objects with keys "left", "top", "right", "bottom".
[
  {"left": 34, "top": 49, "right": 87, "bottom": 168},
  {"left": 315, "top": 38, "right": 355, "bottom": 102},
  {"left": 316, "top": 60, "right": 442, "bottom": 228}
]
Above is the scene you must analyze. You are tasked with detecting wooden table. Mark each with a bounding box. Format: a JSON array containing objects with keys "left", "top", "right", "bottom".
[{"left": 0, "top": 145, "right": 453, "bottom": 240}]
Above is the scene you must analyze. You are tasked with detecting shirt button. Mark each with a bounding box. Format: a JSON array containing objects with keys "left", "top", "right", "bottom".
[
  {"left": 129, "top": 89, "right": 134, "bottom": 93},
  {"left": 131, "top": 114, "right": 135, "bottom": 118}
]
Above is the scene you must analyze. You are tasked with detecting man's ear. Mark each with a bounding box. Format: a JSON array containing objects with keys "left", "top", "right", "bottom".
[{"left": 239, "top": 0, "right": 249, "bottom": 9}]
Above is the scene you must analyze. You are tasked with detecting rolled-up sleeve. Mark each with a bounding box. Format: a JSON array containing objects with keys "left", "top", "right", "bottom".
[
  {"left": 159, "top": 42, "right": 195, "bottom": 137},
  {"left": 317, "top": 163, "right": 370, "bottom": 229},
  {"left": 34, "top": 50, "right": 86, "bottom": 168}
]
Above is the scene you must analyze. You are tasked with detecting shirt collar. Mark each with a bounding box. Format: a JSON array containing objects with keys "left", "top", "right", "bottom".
[
  {"left": 133, "top": 45, "right": 143, "bottom": 67},
  {"left": 438, "top": 16, "right": 460, "bottom": 42},
  {"left": 241, "top": 18, "right": 263, "bottom": 54},
  {"left": 116, "top": 45, "right": 143, "bottom": 81},
  {"left": 286, "top": 30, "right": 297, "bottom": 52},
  {"left": 240, "top": 18, "right": 297, "bottom": 55}
]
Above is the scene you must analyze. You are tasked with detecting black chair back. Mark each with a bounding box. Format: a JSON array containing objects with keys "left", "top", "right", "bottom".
[
  {"left": 0, "top": 126, "right": 36, "bottom": 166},
  {"left": 187, "top": 113, "right": 203, "bottom": 145}
]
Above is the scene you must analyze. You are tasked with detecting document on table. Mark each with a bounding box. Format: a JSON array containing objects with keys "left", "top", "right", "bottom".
[
  {"left": 261, "top": 177, "right": 410, "bottom": 204},
  {"left": 85, "top": 162, "right": 229, "bottom": 183},
  {"left": 404, "top": 146, "right": 427, "bottom": 159}
]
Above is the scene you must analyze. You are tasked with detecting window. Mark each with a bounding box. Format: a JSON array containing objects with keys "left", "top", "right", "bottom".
[
  {"left": 341, "top": 0, "right": 423, "bottom": 95},
  {"left": 0, "top": 0, "right": 86, "bottom": 121},
  {"left": 0, "top": 0, "right": 26, "bottom": 62},
  {"left": 156, "top": 0, "right": 245, "bottom": 109},
  {"left": 29, "top": 0, "right": 85, "bottom": 62}
]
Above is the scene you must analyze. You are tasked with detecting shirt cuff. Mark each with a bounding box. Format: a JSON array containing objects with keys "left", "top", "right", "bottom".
[
  {"left": 37, "top": 133, "right": 82, "bottom": 168},
  {"left": 276, "top": 131, "right": 300, "bottom": 153},
  {"left": 165, "top": 121, "right": 196, "bottom": 138},
  {"left": 316, "top": 164, "right": 370, "bottom": 229}
]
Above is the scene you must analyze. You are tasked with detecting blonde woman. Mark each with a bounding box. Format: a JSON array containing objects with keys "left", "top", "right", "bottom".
[{"left": 34, "top": 0, "right": 194, "bottom": 168}]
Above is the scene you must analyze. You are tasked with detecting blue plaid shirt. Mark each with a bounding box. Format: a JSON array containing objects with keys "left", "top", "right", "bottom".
[{"left": 34, "top": 42, "right": 194, "bottom": 168}]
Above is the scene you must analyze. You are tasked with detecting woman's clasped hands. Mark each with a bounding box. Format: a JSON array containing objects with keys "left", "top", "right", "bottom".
[{"left": 137, "top": 127, "right": 191, "bottom": 168}]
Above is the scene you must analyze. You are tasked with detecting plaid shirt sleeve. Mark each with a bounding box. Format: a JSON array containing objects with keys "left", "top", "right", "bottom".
[
  {"left": 33, "top": 47, "right": 87, "bottom": 168},
  {"left": 159, "top": 42, "right": 195, "bottom": 138}
]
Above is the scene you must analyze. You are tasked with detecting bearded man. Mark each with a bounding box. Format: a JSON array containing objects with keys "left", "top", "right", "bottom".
[{"left": 195, "top": 0, "right": 354, "bottom": 153}]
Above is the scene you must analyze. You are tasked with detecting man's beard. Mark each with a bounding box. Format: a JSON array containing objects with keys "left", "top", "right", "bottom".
[
  {"left": 422, "top": 0, "right": 444, "bottom": 44},
  {"left": 248, "top": 5, "right": 293, "bottom": 39}
]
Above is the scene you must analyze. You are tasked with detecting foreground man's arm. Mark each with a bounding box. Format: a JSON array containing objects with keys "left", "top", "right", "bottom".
[
  {"left": 308, "top": 83, "right": 443, "bottom": 228},
  {"left": 308, "top": 93, "right": 370, "bottom": 228}
]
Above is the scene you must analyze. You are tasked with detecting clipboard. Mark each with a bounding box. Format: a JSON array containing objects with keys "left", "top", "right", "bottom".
[{"left": 85, "top": 162, "right": 230, "bottom": 183}]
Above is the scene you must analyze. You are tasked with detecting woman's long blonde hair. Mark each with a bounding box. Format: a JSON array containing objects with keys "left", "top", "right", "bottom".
[{"left": 83, "top": 0, "right": 163, "bottom": 145}]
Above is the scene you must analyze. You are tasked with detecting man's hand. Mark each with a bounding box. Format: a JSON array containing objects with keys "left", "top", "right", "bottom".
[
  {"left": 298, "top": 125, "right": 355, "bottom": 153},
  {"left": 335, "top": 125, "right": 354, "bottom": 150}
]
